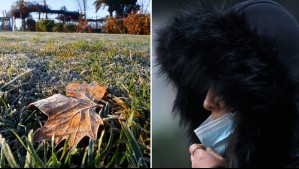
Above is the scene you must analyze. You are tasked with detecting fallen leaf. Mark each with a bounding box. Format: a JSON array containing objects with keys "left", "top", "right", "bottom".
[
  {"left": 28, "top": 81, "right": 106, "bottom": 147},
  {"left": 66, "top": 81, "right": 106, "bottom": 102}
]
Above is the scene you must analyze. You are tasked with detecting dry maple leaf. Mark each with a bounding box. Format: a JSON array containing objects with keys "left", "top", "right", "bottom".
[{"left": 28, "top": 81, "right": 106, "bottom": 147}]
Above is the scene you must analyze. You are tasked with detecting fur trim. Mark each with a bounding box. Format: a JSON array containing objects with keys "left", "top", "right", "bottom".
[{"left": 155, "top": 1, "right": 299, "bottom": 167}]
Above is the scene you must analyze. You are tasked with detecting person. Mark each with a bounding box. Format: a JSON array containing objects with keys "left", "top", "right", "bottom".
[{"left": 155, "top": 0, "right": 299, "bottom": 167}]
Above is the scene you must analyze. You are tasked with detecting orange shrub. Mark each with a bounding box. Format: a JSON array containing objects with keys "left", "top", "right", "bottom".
[
  {"left": 104, "top": 17, "right": 127, "bottom": 34},
  {"left": 77, "top": 19, "right": 92, "bottom": 33},
  {"left": 124, "top": 13, "right": 150, "bottom": 35}
]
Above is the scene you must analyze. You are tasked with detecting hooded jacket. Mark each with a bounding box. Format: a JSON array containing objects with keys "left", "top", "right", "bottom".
[{"left": 155, "top": 0, "right": 299, "bottom": 167}]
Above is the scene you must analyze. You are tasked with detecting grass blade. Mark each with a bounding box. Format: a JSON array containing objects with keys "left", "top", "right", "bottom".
[
  {"left": 96, "top": 130, "right": 105, "bottom": 156},
  {"left": 102, "top": 102, "right": 110, "bottom": 118},
  {"left": 0, "top": 136, "right": 19, "bottom": 168},
  {"left": 0, "top": 144, "right": 6, "bottom": 168},
  {"left": 137, "top": 158, "right": 144, "bottom": 168},
  {"left": 43, "top": 141, "right": 48, "bottom": 165},
  {"left": 121, "top": 122, "right": 148, "bottom": 168},
  {"left": 24, "top": 130, "right": 34, "bottom": 168},
  {"left": 87, "top": 138, "right": 95, "bottom": 168},
  {"left": 127, "top": 95, "right": 136, "bottom": 128},
  {"left": 105, "top": 144, "right": 119, "bottom": 168},
  {"left": 49, "top": 134, "right": 60, "bottom": 168},
  {"left": 10, "top": 130, "right": 45, "bottom": 168},
  {"left": 95, "top": 129, "right": 105, "bottom": 167},
  {"left": 0, "top": 98, "right": 8, "bottom": 110},
  {"left": 126, "top": 145, "right": 137, "bottom": 168},
  {"left": 95, "top": 127, "right": 113, "bottom": 167},
  {"left": 60, "top": 135, "right": 71, "bottom": 161},
  {"left": 119, "top": 153, "right": 127, "bottom": 166},
  {"left": 10, "top": 130, "right": 46, "bottom": 168},
  {"left": 81, "top": 147, "right": 88, "bottom": 168},
  {"left": 62, "top": 141, "right": 79, "bottom": 167},
  {"left": 24, "top": 137, "right": 46, "bottom": 168}
]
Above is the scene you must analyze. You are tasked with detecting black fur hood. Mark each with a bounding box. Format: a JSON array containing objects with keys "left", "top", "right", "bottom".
[{"left": 155, "top": 0, "right": 299, "bottom": 167}]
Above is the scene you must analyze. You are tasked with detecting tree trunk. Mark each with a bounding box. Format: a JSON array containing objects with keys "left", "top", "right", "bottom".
[
  {"left": 22, "top": 18, "right": 26, "bottom": 31},
  {"left": 44, "top": 0, "right": 48, "bottom": 19},
  {"left": 122, "top": 3, "right": 125, "bottom": 18},
  {"left": 83, "top": 0, "right": 87, "bottom": 19}
]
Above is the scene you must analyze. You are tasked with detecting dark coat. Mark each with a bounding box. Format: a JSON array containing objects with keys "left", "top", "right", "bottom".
[{"left": 155, "top": 0, "right": 299, "bottom": 167}]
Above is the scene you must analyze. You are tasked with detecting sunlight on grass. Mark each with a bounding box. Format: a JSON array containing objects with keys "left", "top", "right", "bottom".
[{"left": 0, "top": 32, "right": 150, "bottom": 168}]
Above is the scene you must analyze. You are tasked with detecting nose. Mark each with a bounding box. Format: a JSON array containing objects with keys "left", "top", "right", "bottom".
[{"left": 203, "top": 89, "right": 216, "bottom": 111}]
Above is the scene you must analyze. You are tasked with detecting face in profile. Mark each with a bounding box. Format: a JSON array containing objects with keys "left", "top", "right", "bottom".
[{"left": 203, "top": 89, "right": 231, "bottom": 120}]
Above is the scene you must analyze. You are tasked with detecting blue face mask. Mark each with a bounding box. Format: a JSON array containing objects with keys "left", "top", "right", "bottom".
[{"left": 194, "top": 113, "right": 235, "bottom": 156}]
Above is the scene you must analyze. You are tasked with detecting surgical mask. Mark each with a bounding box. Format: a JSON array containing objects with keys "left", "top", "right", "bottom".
[{"left": 194, "top": 113, "right": 235, "bottom": 156}]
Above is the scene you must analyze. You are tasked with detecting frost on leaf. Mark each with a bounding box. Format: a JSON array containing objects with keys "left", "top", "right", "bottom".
[{"left": 28, "top": 81, "right": 106, "bottom": 147}]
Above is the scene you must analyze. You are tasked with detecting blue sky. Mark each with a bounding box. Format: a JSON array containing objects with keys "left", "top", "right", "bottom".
[{"left": 0, "top": 0, "right": 151, "bottom": 27}]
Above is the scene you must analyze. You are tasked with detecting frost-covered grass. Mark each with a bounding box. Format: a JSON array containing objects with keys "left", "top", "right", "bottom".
[{"left": 0, "top": 32, "right": 150, "bottom": 168}]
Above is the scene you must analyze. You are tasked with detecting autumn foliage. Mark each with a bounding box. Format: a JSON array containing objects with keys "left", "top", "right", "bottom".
[
  {"left": 105, "top": 17, "right": 127, "bottom": 34},
  {"left": 76, "top": 18, "right": 92, "bottom": 33},
  {"left": 124, "top": 14, "right": 150, "bottom": 35},
  {"left": 28, "top": 14, "right": 151, "bottom": 34},
  {"left": 105, "top": 14, "right": 150, "bottom": 35},
  {"left": 28, "top": 82, "right": 106, "bottom": 147}
]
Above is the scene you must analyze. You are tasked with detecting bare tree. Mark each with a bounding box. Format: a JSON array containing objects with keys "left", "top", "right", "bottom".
[
  {"left": 83, "top": 0, "right": 88, "bottom": 19},
  {"left": 43, "top": 0, "right": 48, "bottom": 19},
  {"left": 75, "top": 0, "right": 83, "bottom": 13},
  {"left": 75, "top": 0, "right": 88, "bottom": 19},
  {"left": 144, "top": 0, "right": 150, "bottom": 14},
  {"left": 139, "top": 0, "right": 150, "bottom": 14}
]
